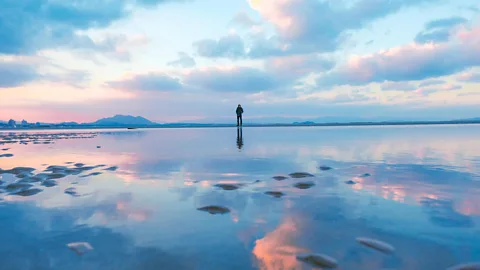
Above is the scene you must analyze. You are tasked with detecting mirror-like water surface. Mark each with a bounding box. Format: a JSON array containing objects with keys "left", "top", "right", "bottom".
[{"left": 1, "top": 125, "right": 479, "bottom": 270}]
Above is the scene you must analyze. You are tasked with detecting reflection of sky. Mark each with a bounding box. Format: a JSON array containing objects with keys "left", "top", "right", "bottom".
[{"left": 0, "top": 126, "right": 480, "bottom": 269}]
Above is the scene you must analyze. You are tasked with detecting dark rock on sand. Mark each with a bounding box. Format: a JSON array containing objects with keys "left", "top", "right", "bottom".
[
  {"left": 15, "top": 172, "right": 34, "bottom": 178},
  {"left": 265, "top": 191, "right": 285, "bottom": 198},
  {"left": 74, "top": 163, "right": 85, "bottom": 168},
  {"left": 10, "top": 188, "right": 43, "bottom": 197},
  {"left": 273, "top": 176, "right": 288, "bottom": 181},
  {"left": 80, "top": 172, "right": 102, "bottom": 178},
  {"left": 214, "top": 183, "right": 241, "bottom": 190},
  {"left": 1, "top": 148, "right": 9, "bottom": 151},
  {"left": 104, "top": 166, "right": 118, "bottom": 171},
  {"left": 0, "top": 153, "right": 14, "bottom": 158},
  {"left": 5, "top": 183, "right": 33, "bottom": 192},
  {"left": 289, "top": 172, "right": 314, "bottom": 178},
  {"left": 47, "top": 173, "right": 68, "bottom": 179},
  {"left": 296, "top": 253, "right": 338, "bottom": 268},
  {"left": 96, "top": 146, "right": 101, "bottom": 148},
  {"left": 293, "top": 181, "right": 315, "bottom": 189},
  {"left": 360, "top": 173, "right": 371, "bottom": 177},
  {"left": 64, "top": 187, "right": 78, "bottom": 196},
  {"left": 77, "top": 166, "right": 96, "bottom": 171},
  {"left": 356, "top": 237, "right": 395, "bottom": 254},
  {"left": 319, "top": 166, "right": 333, "bottom": 171},
  {"left": 197, "top": 205, "right": 230, "bottom": 215},
  {"left": 8, "top": 167, "right": 36, "bottom": 175},
  {"left": 345, "top": 180, "right": 357, "bottom": 185},
  {"left": 18, "top": 176, "right": 44, "bottom": 183},
  {"left": 41, "top": 179, "right": 58, "bottom": 187}
]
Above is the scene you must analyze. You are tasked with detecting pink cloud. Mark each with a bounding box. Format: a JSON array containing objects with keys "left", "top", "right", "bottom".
[{"left": 317, "top": 25, "right": 480, "bottom": 87}]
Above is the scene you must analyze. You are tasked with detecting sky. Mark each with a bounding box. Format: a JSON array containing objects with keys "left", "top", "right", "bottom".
[{"left": 1, "top": 0, "right": 480, "bottom": 124}]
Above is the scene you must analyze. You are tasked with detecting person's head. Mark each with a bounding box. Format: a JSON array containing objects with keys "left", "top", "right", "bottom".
[{"left": 238, "top": 104, "right": 241, "bottom": 107}]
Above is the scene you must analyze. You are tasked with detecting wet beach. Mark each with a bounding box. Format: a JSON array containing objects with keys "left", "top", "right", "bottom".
[{"left": 0, "top": 125, "right": 479, "bottom": 270}]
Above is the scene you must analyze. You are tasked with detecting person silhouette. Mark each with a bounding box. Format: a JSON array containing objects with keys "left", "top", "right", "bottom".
[
  {"left": 236, "top": 104, "right": 244, "bottom": 126},
  {"left": 236, "top": 127, "right": 243, "bottom": 150}
]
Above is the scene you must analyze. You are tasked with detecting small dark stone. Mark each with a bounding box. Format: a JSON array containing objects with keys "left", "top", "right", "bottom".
[
  {"left": 10, "top": 188, "right": 43, "bottom": 197},
  {"left": 74, "top": 163, "right": 85, "bottom": 168},
  {"left": 273, "top": 176, "right": 288, "bottom": 181},
  {"left": 289, "top": 172, "right": 315, "bottom": 178},
  {"left": 64, "top": 187, "right": 78, "bottom": 196},
  {"left": 41, "top": 179, "right": 58, "bottom": 187},
  {"left": 197, "top": 205, "right": 230, "bottom": 215},
  {"left": 0, "top": 153, "right": 14, "bottom": 158},
  {"left": 80, "top": 172, "right": 102, "bottom": 178},
  {"left": 319, "top": 166, "right": 333, "bottom": 171},
  {"left": 293, "top": 181, "right": 315, "bottom": 189},
  {"left": 96, "top": 146, "right": 101, "bottom": 148},
  {"left": 265, "top": 191, "right": 285, "bottom": 198},
  {"left": 5, "top": 183, "right": 33, "bottom": 192},
  {"left": 345, "top": 180, "right": 357, "bottom": 185},
  {"left": 47, "top": 173, "right": 67, "bottom": 179},
  {"left": 360, "top": 173, "right": 371, "bottom": 177},
  {"left": 104, "top": 166, "right": 118, "bottom": 171},
  {"left": 214, "top": 183, "right": 241, "bottom": 190}
]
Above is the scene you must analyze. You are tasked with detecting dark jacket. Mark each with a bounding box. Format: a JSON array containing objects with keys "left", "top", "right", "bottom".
[{"left": 236, "top": 107, "right": 244, "bottom": 116}]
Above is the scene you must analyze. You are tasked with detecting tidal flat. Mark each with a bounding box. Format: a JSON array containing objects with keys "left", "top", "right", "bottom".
[{"left": 0, "top": 125, "right": 479, "bottom": 270}]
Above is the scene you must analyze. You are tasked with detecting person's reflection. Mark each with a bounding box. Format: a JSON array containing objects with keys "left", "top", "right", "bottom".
[{"left": 236, "top": 127, "right": 243, "bottom": 150}]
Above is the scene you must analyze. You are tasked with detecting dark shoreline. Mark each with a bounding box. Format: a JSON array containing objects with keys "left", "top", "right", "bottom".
[{"left": 1, "top": 120, "right": 480, "bottom": 131}]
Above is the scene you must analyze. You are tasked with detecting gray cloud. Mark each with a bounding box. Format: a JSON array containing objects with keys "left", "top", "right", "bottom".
[
  {"left": 457, "top": 72, "right": 480, "bottom": 83},
  {"left": 183, "top": 67, "right": 285, "bottom": 93},
  {"left": 193, "top": 35, "right": 246, "bottom": 59},
  {"left": 419, "top": 79, "right": 447, "bottom": 87},
  {"left": 193, "top": 0, "right": 440, "bottom": 59},
  {"left": 316, "top": 25, "right": 480, "bottom": 87},
  {"left": 381, "top": 81, "right": 417, "bottom": 91},
  {"left": 415, "top": 17, "right": 467, "bottom": 44},
  {"left": 230, "top": 12, "right": 260, "bottom": 28},
  {"left": 0, "top": 0, "right": 188, "bottom": 56},
  {"left": 424, "top": 17, "right": 468, "bottom": 30},
  {"left": 107, "top": 73, "right": 183, "bottom": 91},
  {"left": 167, "top": 52, "right": 196, "bottom": 68},
  {"left": 0, "top": 61, "right": 40, "bottom": 88},
  {"left": 0, "top": 59, "right": 89, "bottom": 88}
]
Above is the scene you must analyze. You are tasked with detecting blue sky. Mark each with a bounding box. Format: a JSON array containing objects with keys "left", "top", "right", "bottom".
[{"left": 0, "top": 0, "right": 479, "bottom": 123}]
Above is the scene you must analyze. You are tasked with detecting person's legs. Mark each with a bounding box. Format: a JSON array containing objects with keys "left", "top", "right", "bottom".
[
  {"left": 240, "top": 115, "right": 242, "bottom": 126},
  {"left": 237, "top": 115, "right": 240, "bottom": 126}
]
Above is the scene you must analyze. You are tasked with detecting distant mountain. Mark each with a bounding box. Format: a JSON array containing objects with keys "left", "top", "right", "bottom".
[{"left": 90, "top": 115, "right": 157, "bottom": 126}]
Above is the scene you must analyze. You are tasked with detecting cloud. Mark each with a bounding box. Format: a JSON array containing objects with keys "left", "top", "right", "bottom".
[
  {"left": 418, "top": 79, "right": 446, "bottom": 87},
  {"left": 425, "top": 17, "right": 468, "bottom": 30},
  {"left": 183, "top": 67, "right": 284, "bottom": 93},
  {"left": 230, "top": 12, "right": 260, "bottom": 28},
  {"left": 415, "top": 17, "right": 468, "bottom": 43},
  {"left": 416, "top": 83, "right": 462, "bottom": 96},
  {"left": 317, "top": 25, "right": 480, "bottom": 87},
  {"left": 457, "top": 72, "right": 480, "bottom": 83},
  {"left": 107, "top": 73, "right": 183, "bottom": 91},
  {"left": 0, "top": 57, "right": 90, "bottom": 88},
  {"left": 167, "top": 52, "right": 196, "bottom": 68},
  {"left": 381, "top": 81, "right": 417, "bottom": 91},
  {"left": 0, "top": 61, "right": 40, "bottom": 88},
  {"left": 192, "top": 0, "right": 440, "bottom": 59},
  {"left": 265, "top": 54, "right": 334, "bottom": 79},
  {"left": 193, "top": 34, "right": 246, "bottom": 59},
  {"left": 0, "top": 0, "right": 185, "bottom": 56}
]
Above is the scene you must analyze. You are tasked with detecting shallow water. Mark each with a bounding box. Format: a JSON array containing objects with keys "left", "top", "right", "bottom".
[{"left": 0, "top": 125, "right": 479, "bottom": 270}]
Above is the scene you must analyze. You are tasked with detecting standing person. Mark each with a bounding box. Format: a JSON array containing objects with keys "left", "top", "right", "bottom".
[{"left": 236, "top": 104, "right": 244, "bottom": 126}]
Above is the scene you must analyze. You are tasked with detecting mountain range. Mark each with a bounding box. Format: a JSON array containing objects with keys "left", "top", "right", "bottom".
[
  {"left": 91, "top": 115, "right": 156, "bottom": 126},
  {"left": 3, "top": 115, "right": 480, "bottom": 128}
]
